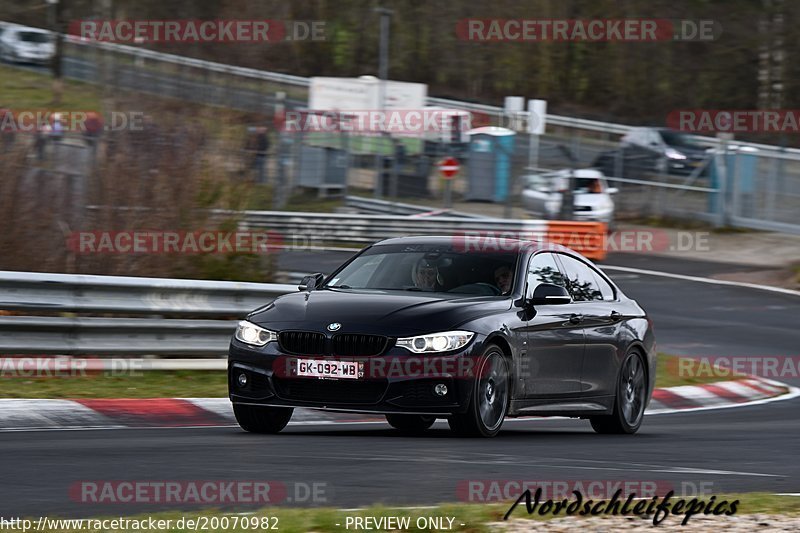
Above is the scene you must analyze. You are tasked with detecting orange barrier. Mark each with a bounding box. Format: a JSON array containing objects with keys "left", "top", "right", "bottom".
[{"left": 545, "top": 221, "right": 608, "bottom": 261}]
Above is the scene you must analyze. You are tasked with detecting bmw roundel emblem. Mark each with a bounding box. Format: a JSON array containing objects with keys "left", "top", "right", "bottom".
[{"left": 327, "top": 322, "right": 342, "bottom": 332}]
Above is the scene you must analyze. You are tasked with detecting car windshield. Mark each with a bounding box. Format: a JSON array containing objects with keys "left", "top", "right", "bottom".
[
  {"left": 660, "top": 130, "right": 702, "bottom": 149},
  {"left": 574, "top": 177, "right": 603, "bottom": 193},
  {"left": 19, "top": 31, "right": 51, "bottom": 43},
  {"left": 324, "top": 244, "right": 519, "bottom": 296}
]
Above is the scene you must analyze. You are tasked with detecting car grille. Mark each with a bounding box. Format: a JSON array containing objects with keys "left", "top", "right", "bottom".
[
  {"left": 279, "top": 331, "right": 326, "bottom": 355},
  {"left": 273, "top": 377, "right": 387, "bottom": 404},
  {"left": 574, "top": 205, "right": 593, "bottom": 212},
  {"left": 332, "top": 334, "right": 389, "bottom": 356}
]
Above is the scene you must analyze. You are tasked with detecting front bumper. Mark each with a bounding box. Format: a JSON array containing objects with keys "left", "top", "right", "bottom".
[
  {"left": 572, "top": 209, "right": 613, "bottom": 224},
  {"left": 228, "top": 337, "right": 486, "bottom": 416}
]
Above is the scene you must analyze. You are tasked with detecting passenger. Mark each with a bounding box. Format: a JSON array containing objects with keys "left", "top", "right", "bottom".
[{"left": 494, "top": 265, "right": 514, "bottom": 294}]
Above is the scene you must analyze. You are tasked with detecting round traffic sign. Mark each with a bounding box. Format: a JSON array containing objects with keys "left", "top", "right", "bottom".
[{"left": 439, "top": 157, "right": 460, "bottom": 179}]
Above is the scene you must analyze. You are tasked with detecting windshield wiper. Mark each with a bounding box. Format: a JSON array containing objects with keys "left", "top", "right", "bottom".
[{"left": 326, "top": 284, "right": 352, "bottom": 289}]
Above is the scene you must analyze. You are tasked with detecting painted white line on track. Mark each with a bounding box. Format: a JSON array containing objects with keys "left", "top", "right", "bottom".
[{"left": 602, "top": 265, "right": 800, "bottom": 297}]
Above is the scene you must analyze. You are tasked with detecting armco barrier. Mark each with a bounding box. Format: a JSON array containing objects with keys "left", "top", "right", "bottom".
[
  {"left": 0, "top": 271, "right": 295, "bottom": 357},
  {"left": 236, "top": 210, "right": 608, "bottom": 260},
  {"left": 0, "top": 270, "right": 295, "bottom": 316}
]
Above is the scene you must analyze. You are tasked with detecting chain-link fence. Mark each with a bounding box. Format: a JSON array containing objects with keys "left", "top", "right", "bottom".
[{"left": 6, "top": 35, "right": 800, "bottom": 233}]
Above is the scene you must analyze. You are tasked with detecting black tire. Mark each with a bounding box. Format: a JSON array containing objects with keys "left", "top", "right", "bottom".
[
  {"left": 590, "top": 351, "right": 647, "bottom": 434},
  {"left": 448, "top": 346, "right": 510, "bottom": 438},
  {"left": 385, "top": 414, "right": 436, "bottom": 434},
  {"left": 233, "top": 404, "right": 293, "bottom": 434}
]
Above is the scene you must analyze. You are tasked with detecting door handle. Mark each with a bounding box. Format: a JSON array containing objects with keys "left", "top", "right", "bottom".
[
  {"left": 569, "top": 313, "right": 583, "bottom": 324},
  {"left": 610, "top": 310, "right": 622, "bottom": 319}
]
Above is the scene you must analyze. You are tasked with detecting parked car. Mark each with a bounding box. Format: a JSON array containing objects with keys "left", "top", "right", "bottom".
[
  {"left": 0, "top": 25, "right": 55, "bottom": 65},
  {"left": 228, "top": 236, "right": 656, "bottom": 437},
  {"left": 522, "top": 169, "right": 617, "bottom": 228},
  {"left": 593, "top": 127, "right": 710, "bottom": 178}
]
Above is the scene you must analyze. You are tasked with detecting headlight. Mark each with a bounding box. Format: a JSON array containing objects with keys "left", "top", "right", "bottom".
[
  {"left": 396, "top": 331, "right": 474, "bottom": 353},
  {"left": 665, "top": 147, "right": 686, "bottom": 160},
  {"left": 234, "top": 320, "right": 277, "bottom": 347}
]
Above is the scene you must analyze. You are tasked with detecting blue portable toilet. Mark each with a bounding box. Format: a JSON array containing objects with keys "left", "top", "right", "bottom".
[
  {"left": 708, "top": 146, "right": 759, "bottom": 219},
  {"left": 466, "top": 126, "right": 516, "bottom": 202}
]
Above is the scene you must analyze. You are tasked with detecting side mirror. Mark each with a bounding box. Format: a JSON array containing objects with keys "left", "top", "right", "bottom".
[
  {"left": 529, "top": 283, "right": 571, "bottom": 306},
  {"left": 607, "top": 187, "right": 619, "bottom": 195},
  {"left": 299, "top": 273, "right": 325, "bottom": 292}
]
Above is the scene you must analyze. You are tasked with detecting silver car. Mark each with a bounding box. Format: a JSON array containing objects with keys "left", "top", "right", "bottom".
[
  {"left": 0, "top": 25, "right": 55, "bottom": 65},
  {"left": 521, "top": 169, "right": 617, "bottom": 228}
]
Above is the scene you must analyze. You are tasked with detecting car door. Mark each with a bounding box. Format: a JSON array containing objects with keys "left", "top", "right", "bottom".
[
  {"left": 522, "top": 252, "right": 584, "bottom": 397},
  {"left": 555, "top": 254, "right": 622, "bottom": 397},
  {"left": 624, "top": 128, "right": 659, "bottom": 176},
  {"left": 522, "top": 174, "right": 551, "bottom": 217}
]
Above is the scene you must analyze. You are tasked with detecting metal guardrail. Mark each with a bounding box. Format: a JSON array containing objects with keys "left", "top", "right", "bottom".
[
  {"left": 236, "top": 210, "right": 608, "bottom": 260},
  {"left": 0, "top": 315, "right": 237, "bottom": 356},
  {"left": 0, "top": 270, "right": 295, "bottom": 316},
  {"left": 0, "top": 271, "right": 296, "bottom": 357},
  {"left": 238, "top": 210, "right": 552, "bottom": 245},
  {"left": 344, "top": 196, "right": 488, "bottom": 218}
]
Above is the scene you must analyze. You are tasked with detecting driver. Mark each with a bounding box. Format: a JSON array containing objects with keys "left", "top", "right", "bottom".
[
  {"left": 494, "top": 264, "right": 514, "bottom": 294},
  {"left": 412, "top": 258, "right": 441, "bottom": 290}
]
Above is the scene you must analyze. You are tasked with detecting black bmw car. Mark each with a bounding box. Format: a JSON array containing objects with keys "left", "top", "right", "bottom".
[{"left": 228, "top": 236, "right": 656, "bottom": 437}]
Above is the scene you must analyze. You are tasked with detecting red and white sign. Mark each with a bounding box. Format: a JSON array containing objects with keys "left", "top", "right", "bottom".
[{"left": 439, "top": 157, "right": 460, "bottom": 179}]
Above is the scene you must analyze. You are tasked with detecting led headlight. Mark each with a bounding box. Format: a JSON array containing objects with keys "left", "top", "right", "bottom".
[
  {"left": 234, "top": 320, "right": 277, "bottom": 347},
  {"left": 396, "top": 331, "right": 474, "bottom": 354},
  {"left": 665, "top": 147, "right": 686, "bottom": 160}
]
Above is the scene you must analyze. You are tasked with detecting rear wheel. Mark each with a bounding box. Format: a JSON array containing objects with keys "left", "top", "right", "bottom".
[
  {"left": 448, "top": 346, "right": 509, "bottom": 437},
  {"left": 590, "top": 351, "right": 647, "bottom": 434},
  {"left": 233, "top": 404, "right": 293, "bottom": 434},
  {"left": 385, "top": 414, "right": 435, "bottom": 434}
]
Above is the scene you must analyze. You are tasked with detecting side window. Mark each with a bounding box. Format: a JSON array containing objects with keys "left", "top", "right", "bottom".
[
  {"left": 525, "top": 253, "right": 565, "bottom": 300},
  {"left": 589, "top": 267, "right": 616, "bottom": 301},
  {"left": 556, "top": 254, "right": 604, "bottom": 302}
]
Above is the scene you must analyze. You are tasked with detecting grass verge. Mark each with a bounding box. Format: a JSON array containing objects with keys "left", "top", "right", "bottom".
[
  {"left": 21, "top": 493, "right": 800, "bottom": 532},
  {"left": 0, "top": 355, "right": 744, "bottom": 399},
  {"left": 0, "top": 64, "right": 100, "bottom": 110}
]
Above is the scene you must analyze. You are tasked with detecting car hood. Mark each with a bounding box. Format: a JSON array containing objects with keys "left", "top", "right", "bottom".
[
  {"left": 247, "top": 289, "right": 511, "bottom": 336},
  {"left": 668, "top": 145, "right": 708, "bottom": 158},
  {"left": 573, "top": 192, "right": 613, "bottom": 208}
]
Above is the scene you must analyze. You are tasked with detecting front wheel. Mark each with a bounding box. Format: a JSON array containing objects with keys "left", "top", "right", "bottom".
[
  {"left": 590, "top": 351, "right": 647, "bottom": 434},
  {"left": 385, "top": 414, "right": 436, "bottom": 434},
  {"left": 233, "top": 404, "right": 293, "bottom": 434},
  {"left": 448, "top": 346, "right": 509, "bottom": 437}
]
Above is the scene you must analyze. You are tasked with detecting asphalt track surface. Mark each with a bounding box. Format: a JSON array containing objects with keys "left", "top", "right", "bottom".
[{"left": 1, "top": 252, "right": 798, "bottom": 517}]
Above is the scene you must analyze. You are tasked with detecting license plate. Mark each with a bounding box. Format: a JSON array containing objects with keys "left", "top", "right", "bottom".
[{"left": 296, "top": 359, "right": 361, "bottom": 380}]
